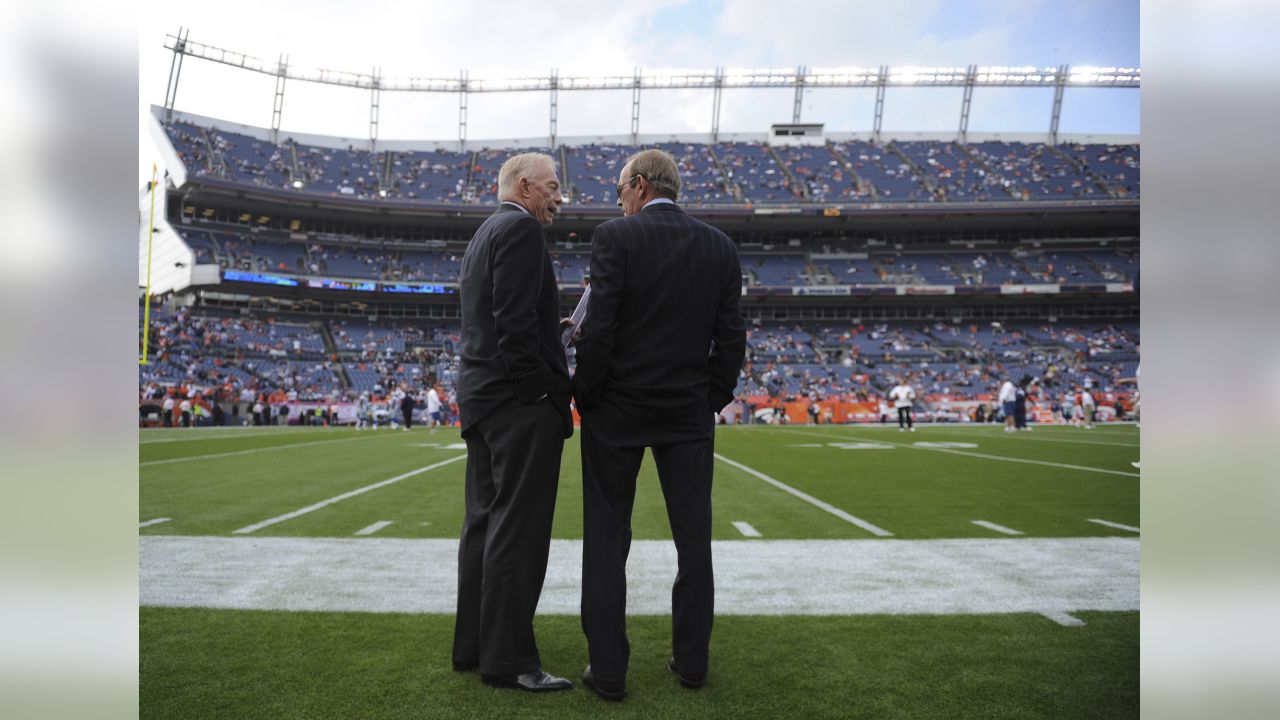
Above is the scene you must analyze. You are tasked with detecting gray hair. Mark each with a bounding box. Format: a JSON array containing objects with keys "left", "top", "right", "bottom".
[
  {"left": 497, "top": 152, "right": 557, "bottom": 201},
  {"left": 625, "top": 149, "right": 681, "bottom": 200}
]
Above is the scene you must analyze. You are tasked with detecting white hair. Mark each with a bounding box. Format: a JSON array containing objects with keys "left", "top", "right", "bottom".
[{"left": 497, "top": 152, "right": 557, "bottom": 201}]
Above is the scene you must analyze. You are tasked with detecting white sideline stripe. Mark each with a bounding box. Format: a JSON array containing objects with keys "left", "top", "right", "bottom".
[
  {"left": 1087, "top": 518, "right": 1140, "bottom": 533},
  {"left": 354, "top": 521, "right": 394, "bottom": 536},
  {"left": 972, "top": 520, "right": 1024, "bottom": 536},
  {"left": 139, "top": 535, "right": 1139, "bottom": 618},
  {"left": 139, "top": 518, "right": 171, "bottom": 528},
  {"left": 232, "top": 455, "right": 467, "bottom": 534},
  {"left": 732, "top": 521, "right": 762, "bottom": 538},
  {"left": 781, "top": 429, "right": 1140, "bottom": 478},
  {"left": 1041, "top": 611, "right": 1086, "bottom": 627},
  {"left": 141, "top": 433, "right": 381, "bottom": 466},
  {"left": 714, "top": 453, "right": 893, "bottom": 537}
]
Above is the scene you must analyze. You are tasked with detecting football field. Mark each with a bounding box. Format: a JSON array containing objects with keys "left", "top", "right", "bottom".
[{"left": 140, "top": 423, "right": 1139, "bottom": 718}]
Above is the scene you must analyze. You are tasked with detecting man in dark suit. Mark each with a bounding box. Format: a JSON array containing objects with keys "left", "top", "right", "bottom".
[
  {"left": 573, "top": 149, "right": 746, "bottom": 701},
  {"left": 399, "top": 389, "right": 415, "bottom": 431},
  {"left": 452, "top": 152, "right": 574, "bottom": 693}
]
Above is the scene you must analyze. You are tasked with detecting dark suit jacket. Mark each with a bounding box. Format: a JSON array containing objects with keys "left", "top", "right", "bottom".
[
  {"left": 457, "top": 204, "right": 573, "bottom": 437},
  {"left": 573, "top": 202, "right": 745, "bottom": 436}
]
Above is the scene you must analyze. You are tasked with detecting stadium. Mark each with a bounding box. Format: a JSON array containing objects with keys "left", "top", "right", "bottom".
[{"left": 139, "top": 22, "right": 1140, "bottom": 719}]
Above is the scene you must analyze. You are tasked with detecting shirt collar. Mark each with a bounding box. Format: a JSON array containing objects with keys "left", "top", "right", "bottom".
[
  {"left": 642, "top": 198, "right": 675, "bottom": 209},
  {"left": 501, "top": 200, "right": 530, "bottom": 215}
]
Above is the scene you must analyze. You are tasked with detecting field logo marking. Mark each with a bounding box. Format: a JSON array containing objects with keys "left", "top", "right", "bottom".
[
  {"left": 232, "top": 455, "right": 467, "bottom": 534},
  {"left": 972, "top": 520, "right": 1024, "bottom": 536},
  {"left": 714, "top": 453, "right": 893, "bottom": 537},
  {"left": 732, "top": 521, "right": 762, "bottom": 538},
  {"left": 139, "top": 517, "right": 171, "bottom": 529},
  {"left": 1086, "top": 518, "right": 1140, "bottom": 533},
  {"left": 354, "top": 521, "right": 394, "bottom": 536},
  {"left": 827, "top": 442, "right": 895, "bottom": 450},
  {"left": 913, "top": 442, "right": 979, "bottom": 448}
]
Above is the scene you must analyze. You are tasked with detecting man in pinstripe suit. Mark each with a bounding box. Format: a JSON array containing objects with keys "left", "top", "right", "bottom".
[{"left": 573, "top": 149, "right": 746, "bottom": 701}]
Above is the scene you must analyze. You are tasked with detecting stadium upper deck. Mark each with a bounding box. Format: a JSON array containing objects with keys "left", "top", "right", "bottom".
[{"left": 157, "top": 111, "right": 1139, "bottom": 209}]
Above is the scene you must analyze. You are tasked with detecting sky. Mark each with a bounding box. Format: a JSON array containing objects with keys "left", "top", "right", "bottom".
[{"left": 138, "top": 0, "right": 1138, "bottom": 180}]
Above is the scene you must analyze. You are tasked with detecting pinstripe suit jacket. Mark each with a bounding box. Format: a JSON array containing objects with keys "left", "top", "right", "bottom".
[{"left": 573, "top": 202, "right": 745, "bottom": 433}]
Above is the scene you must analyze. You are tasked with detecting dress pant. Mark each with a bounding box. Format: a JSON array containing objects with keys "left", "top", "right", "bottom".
[
  {"left": 580, "top": 399, "right": 715, "bottom": 682},
  {"left": 452, "top": 400, "right": 565, "bottom": 675}
]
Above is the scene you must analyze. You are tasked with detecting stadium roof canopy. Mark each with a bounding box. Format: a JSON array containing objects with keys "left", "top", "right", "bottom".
[{"left": 162, "top": 30, "right": 1139, "bottom": 147}]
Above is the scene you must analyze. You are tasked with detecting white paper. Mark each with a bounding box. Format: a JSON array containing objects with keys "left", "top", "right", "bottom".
[{"left": 561, "top": 285, "right": 590, "bottom": 347}]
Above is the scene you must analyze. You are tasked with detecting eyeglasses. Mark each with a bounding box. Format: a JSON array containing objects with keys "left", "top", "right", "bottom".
[{"left": 615, "top": 174, "right": 644, "bottom": 200}]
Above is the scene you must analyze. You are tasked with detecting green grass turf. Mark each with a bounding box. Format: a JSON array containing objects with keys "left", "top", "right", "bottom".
[
  {"left": 140, "top": 425, "right": 1139, "bottom": 717},
  {"left": 141, "top": 425, "right": 1139, "bottom": 540},
  {"left": 140, "top": 607, "right": 1138, "bottom": 720}
]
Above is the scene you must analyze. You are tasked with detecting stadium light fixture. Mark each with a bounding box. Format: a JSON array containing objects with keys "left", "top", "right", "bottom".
[{"left": 165, "top": 36, "right": 1140, "bottom": 93}]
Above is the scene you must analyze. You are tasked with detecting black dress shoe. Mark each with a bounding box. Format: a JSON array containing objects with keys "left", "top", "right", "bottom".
[
  {"left": 668, "top": 658, "right": 707, "bottom": 689},
  {"left": 480, "top": 669, "right": 573, "bottom": 693},
  {"left": 581, "top": 665, "right": 625, "bottom": 702},
  {"left": 452, "top": 660, "right": 478, "bottom": 673}
]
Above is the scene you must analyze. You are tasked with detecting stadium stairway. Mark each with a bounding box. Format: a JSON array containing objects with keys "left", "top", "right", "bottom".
[
  {"left": 318, "top": 321, "right": 339, "bottom": 358},
  {"left": 1074, "top": 252, "right": 1109, "bottom": 281},
  {"left": 764, "top": 144, "right": 806, "bottom": 201},
  {"left": 315, "top": 321, "right": 355, "bottom": 392},
  {"left": 286, "top": 140, "right": 300, "bottom": 186},
  {"left": 1048, "top": 144, "right": 1117, "bottom": 198},
  {"left": 557, "top": 147, "right": 570, "bottom": 198},
  {"left": 1006, "top": 250, "right": 1037, "bottom": 279},
  {"left": 200, "top": 127, "right": 229, "bottom": 177},
  {"left": 885, "top": 142, "right": 941, "bottom": 200},
  {"left": 955, "top": 144, "right": 1020, "bottom": 201},
  {"left": 705, "top": 144, "right": 745, "bottom": 202},
  {"left": 826, "top": 141, "right": 879, "bottom": 202},
  {"left": 941, "top": 253, "right": 978, "bottom": 285}
]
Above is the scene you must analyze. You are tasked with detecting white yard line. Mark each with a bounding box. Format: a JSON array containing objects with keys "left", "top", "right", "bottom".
[
  {"left": 1087, "top": 518, "right": 1140, "bottom": 533},
  {"left": 140, "top": 429, "right": 320, "bottom": 444},
  {"left": 714, "top": 453, "right": 893, "bottom": 537},
  {"left": 743, "top": 424, "right": 1140, "bottom": 438},
  {"left": 354, "top": 521, "right": 394, "bottom": 536},
  {"left": 141, "top": 433, "right": 381, "bottom": 467},
  {"left": 780, "top": 429, "right": 1140, "bottom": 478},
  {"left": 1041, "top": 611, "right": 1086, "bottom": 627},
  {"left": 732, "top": 521, "right": 762, "bottom": 538},
  {"left": 139, "top": 535, "right": 1139, "bottom": 619},
  {"left": 232, "top": 455, "right": 467, "bottom": 534},
  {"left": 139, "top": 518, "right": 171, "bottom": 529},
  {"left": 972, "top": 520, "right": 1024, "bottom": 536},
  {"left": 918, "top": 430, "right": 1139, "bottom": 448}
]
